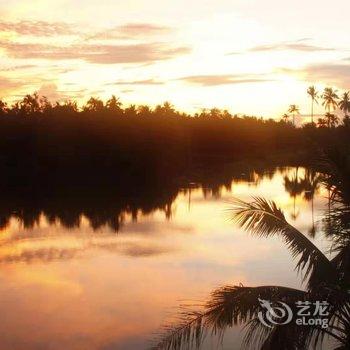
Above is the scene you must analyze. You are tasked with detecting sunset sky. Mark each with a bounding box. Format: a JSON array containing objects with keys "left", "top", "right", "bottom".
[{"left": 1, "top": 0, "right": 349, "bottom": 117}]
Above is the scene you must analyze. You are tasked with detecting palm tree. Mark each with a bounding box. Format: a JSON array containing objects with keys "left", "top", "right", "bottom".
[
  {"left": 106, "top": 95, "right": 122, "bottom": 113},
  {"left": 83, "top": 97, "right": 104, "bottom": 112},
  {"left": 322, "top": 87, "right": 339, "bottom": 113},
  {"left": 282, "top": 113, "right": 290, "bottom": 123},
  {"left": 288, "top": 105, "right": 300, "bottom": 126},
  {"left": 137, "top": 105, "right": 153, "bottom": 117},
  {"left": 307, "top": 86, "right": 319, "bottom": 124},
  {"left": 339, "top": 92, "right": 350, "bottom": 119},
  {"left": 324, "top": 112, "right": 339, "bottom": 128},
  {"left": 317, "top": 117, "right": 328, "bottom": 128},
  {"left": 21, "top": 92, "right": 41, "bottom": 115},
  {"left": 343, "top": 115, "right": 350, "bottom": 128},
  {"left": 0, "top": 99, "right": 8, "bottom": 116},
  {"left": 317, "top": 113, "right": 340, "bottom": 129},
  {"left": 155, "top": 101, "right": 176, "bottom": 117},
  {"left": 124, "top": 104, "right": 137, "bottom": 117}
]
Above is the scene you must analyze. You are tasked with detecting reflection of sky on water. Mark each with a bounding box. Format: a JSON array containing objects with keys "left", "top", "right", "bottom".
[{"left": 0, "top": 167, "right": 331, "bottom": 349}]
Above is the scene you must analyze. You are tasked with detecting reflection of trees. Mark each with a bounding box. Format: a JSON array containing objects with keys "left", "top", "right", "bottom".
[
  {"left": 301, "top": 169, "right": 323, "bottom": 237},
  {"left": 153, "top": 152, "right": 350, "bottom": 350},
  {"left": 283, "top": 167, "right": 304, "bottom": 220},
  {"left": 283, "top": 168, "right": 323, "bottom": 227},
  {"left": 0, "top": 162, "right": 301, "bottom": 233},
  {"left": 0, "top": 183, "right": 179, "bottom": 233}
]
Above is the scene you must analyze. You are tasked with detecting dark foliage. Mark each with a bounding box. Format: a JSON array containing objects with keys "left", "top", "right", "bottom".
[{"left": 0, "top": 93, "right": 333, "bottom": 189}]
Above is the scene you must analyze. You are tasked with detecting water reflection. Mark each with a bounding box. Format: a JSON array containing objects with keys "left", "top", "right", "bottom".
[
  {"left": 0, "top": 166, "right": 328, "bottom": 349},
  {"left": 154, "top": 152, "right": 350, "bottom": 350},
  {"left": 283, "top": 168, "right": 323, "bottom": 235}
]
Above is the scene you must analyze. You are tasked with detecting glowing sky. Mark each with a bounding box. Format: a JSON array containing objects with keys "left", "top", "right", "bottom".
[{"left": 0, "top": 0, "right": 349, "bottom": 117}]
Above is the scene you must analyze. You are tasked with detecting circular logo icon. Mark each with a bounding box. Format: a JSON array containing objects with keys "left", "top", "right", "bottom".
[{"left": 258, "top": 298, "right": 293, "bottom": 328}]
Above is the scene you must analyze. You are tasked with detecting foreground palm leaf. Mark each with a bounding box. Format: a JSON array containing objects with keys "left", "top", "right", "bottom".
[
  {"left": 152, "top": 195, "right": 350, "bottom": 350},
  {"left": 151, "top": 285, "right": 307, "bottom": 350},
  {"left": 152, "top": 284, "right": 349, "bottom": 349},
  {"left": 230, "top": 197, "right": 336, "bottom": 289}
]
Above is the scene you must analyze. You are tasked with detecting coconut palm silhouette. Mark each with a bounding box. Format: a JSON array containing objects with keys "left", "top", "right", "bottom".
[
  {"left": 288, "top": 104, "right": 300, "bottom": 126},
  {"left": 339, "top": 92, "right": 350, "bottom": 119},
  {"left": 322, "top": 88, "right": 339, "bottom": 114},
  {"left": 307, "top": 86, "right": 319, "bottom": 124}
]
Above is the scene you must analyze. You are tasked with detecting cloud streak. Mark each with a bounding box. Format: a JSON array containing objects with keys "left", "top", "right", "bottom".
[
  {"left": 0, "top": 20, "right": 75, "bottom": 36},
  {"left": 0, "top": 41, "right": 190, "bottom": 64},
  {"left": 0, "top": 240, "right": 175, "bottom": 264},
  {"left": 0, "top": 20, "right": 172, "bottom": 42},
  {"left": 178, "top": 74, "right": 274, "bottom": 86},
  {"left": 105, "top": 79, "right": 164, "bottom": 85},
  {"left": 227, "top": 39, "right": 335, "bottom": 55},
  {"left": 90, "top": 23, "right": 172, "bottom": 40},
  {"left": 37, "top": 83, "right": 70, "bottom": 101},
  {"left": 0, "top": 76, "right": 27, "bottom": 92},
  {"left": 1, "top": 64, "right": 37, "bottom": 72},
  {"left": 279, "top": 62, "right": 350, "bottom": 88},
  {"left": 249, "top": 42, "right": 334, "bottom": 53}
]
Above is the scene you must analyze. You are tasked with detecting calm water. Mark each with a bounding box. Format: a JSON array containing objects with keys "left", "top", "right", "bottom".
[{"left": 0, "top": 167, "right": 331, "bottom": 349}]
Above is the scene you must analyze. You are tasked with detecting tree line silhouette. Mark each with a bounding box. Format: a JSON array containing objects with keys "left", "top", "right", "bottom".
[
  {"left": 0, "top": 91, "right": 349, "bottom": 190},
  {"left": 0, "top": 89, "right": 348, "bottom": 240},
  {"left": 285, "top": 86, "right": 350, "bottom": 127}
]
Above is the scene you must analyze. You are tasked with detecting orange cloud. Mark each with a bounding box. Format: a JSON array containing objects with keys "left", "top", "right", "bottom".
[
  {"left": 0, "top": 20, "right": 75, "bottom": 36},
  {"left": 37, "top": 83, "right": 68, "bottom": 101},
  {"left": 227, "top": 39, "right": 335, "bottom": 55},
  {"left": 89, "top": 23, "right": 172, "bottom": 40},
  {"left": 0, "top": 40, "right": 190, "bottom": 64},
  {"left": 105, "top": 79, "right": 164, "bottom": 86},
  {"left": 249, "top": 42, "right": 334, "bottom": 53},
  {"left": 178, "top": 74, "right": 274, "bottom": 86},
  {"left": 279, "top": 62, "right": 350, "bottom": 88},
  {"left": 0, "top": 76, "right": 27, "bottom": 95}
]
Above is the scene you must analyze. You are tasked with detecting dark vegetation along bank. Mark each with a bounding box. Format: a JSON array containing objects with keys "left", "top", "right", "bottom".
[{"left": 0, "top": 93, "right": 349, "bottom": 189}]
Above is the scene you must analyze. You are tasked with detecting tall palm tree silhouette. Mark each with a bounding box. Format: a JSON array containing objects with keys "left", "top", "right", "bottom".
[
  {"left": 307, "top": 86, "right": 319, "bottom": 124},
  {"left": 339, "top": 92, "right": 350, "bottom": 119},
  {"left": 288, "top": 105, "right": 300, "bottom": 126},
  {"left": 322, "top": 87, "right": 339, "bottom": 114},
  {"left": 282, "top": 113, "right": 290, "bottom": 123}
]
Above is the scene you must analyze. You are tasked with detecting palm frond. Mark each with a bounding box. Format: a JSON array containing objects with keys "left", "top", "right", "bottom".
[
  {"left": 151, "top": 285, "right": 306, "bottom": 350},
  {"left": 250, "top": 320, "right": 312, "bottom": 350},
  {"left": 246, "top": 288, "right": 350, "bottom": 350},
  {"left": 229, "top": 197, "right": 335, "bottom": 289}
]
